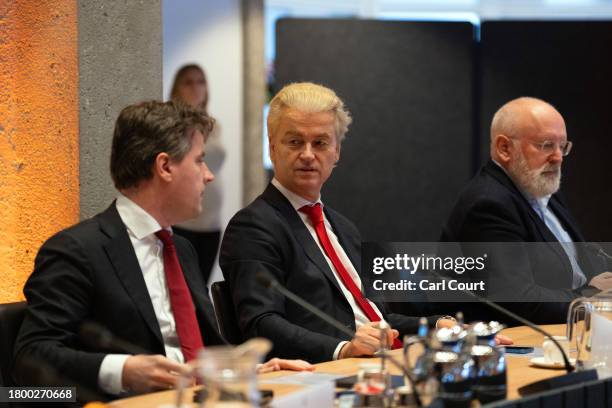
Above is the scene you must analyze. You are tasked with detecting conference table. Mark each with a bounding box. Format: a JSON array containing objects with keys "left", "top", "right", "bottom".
[{"left": 110, "top": 324, "right": 570, "bottom": 407}]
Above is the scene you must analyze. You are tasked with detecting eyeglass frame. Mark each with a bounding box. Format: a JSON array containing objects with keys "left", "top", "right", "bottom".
[{"left": 508, "top": 136, "right": 573, "bottom": 157}]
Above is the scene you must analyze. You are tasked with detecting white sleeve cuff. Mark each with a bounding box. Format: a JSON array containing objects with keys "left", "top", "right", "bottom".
[
  {"left": 333, "top": 341, "right": 349, "bottom": 360},
  {"left": 98, "top": 354, "right": 130, "bottom": 395}
]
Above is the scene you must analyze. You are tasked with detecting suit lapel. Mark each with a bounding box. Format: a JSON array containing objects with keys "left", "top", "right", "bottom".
[
  {"left": 261, "top": 184, "right": 344, "bottom": 294},
  {"left": 175, "top": 243, "right": 200, "bottom": 306},
  {"left": 325, "top": 204, "right": 387, "bottom": 314},
  {"left": 174, "top": 241, "right": 220, "bottom": 343},
  {"left": 99, "top": 203, "right": 164, "bottom": 346},
  {"left": 484, "top": 161, "right": 573, "bottom": 270},
  {"left": 548, "top": 195, "right": 595, "bottom": 277},
  {"left": 325, "top": 208, "right": 361, "bottom": 274},
  {"left": 484, "top": 161, "right": 554, "bottom": 240}
]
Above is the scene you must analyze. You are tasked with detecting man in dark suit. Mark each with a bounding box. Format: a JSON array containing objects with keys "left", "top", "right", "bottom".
[
  {"left": 441, "top": 97, "right": 612, "bottom": 324},
  {"left": 14, "top": 101, "right": 311, "bottom": 400},
  {"left": 220, "top": 83, "right": 460, "bottom": 363}
]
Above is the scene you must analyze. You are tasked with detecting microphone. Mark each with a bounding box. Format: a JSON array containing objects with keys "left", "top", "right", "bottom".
[
  {"left": 18, "top": 355, "right": 107, "bottom": 403},
  {"left": 378, "top": 319, "right": 391, "bottom": 374},
  {"left": 424, "top": 269, "right": 598, "bottom": 395},
  {"left": 586, "top": 242, "right": 612, "bottom": 264},
  {"left": 79, "top": 321, "right": 150, "bottom": 355},
  {"left": 255, "top": 270, "right": 423, "bottom": 407},
  {"left": 255, "top": 270, "right": 355, "bottom": 338}
]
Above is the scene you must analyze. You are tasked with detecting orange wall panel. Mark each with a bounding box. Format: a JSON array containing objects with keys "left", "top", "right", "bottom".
[{"left": 0, "top": 1, "right": 79, "bottom": 302}]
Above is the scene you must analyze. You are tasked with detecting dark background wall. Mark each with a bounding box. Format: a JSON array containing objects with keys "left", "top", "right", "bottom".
[
  {"left": 275, "top": 18, "right": 612, "bottom": 242},
  {"left": 480, "top": 21, "right": 612, "bottom": 241},
  {"left": 275, "top": 19, "right": 476, "bottom": 241}
]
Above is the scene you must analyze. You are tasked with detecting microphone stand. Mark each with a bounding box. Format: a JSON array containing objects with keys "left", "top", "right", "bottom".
[
  {"left": 256, "top": 273, "right": 357, "bottom": 339},
  {"left": 256, "top": 270, "right": 423, "bottom": 407},
  {"left": 79, "top": 321, "right": 150, "bottom": 355},
  {"left": 424, "top": 269, "right": 598, "bottom": 395},
  {"left": 423, "top": 269, "right": 574, "bottom": 373},
  {"left": 587, "top": 242, "right": 612, "bottom": 263},
  {"left": 378, "top": 320, "right": 390, "bottom": 374},
  {"left": 460, "top": 287, "right": 574, "bottom": 373},
  {"left": 18, "top": 355, "right": 106, "bottom": 403},
  {"left": 79, "top": 321, "right": 250, "bottom": 408}
]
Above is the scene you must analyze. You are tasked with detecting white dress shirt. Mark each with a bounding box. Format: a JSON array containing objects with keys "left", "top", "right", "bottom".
[
  {"left": 97, "top": 194, "right": 184, "bottom": 394},
  {"left": 271, "top": 179, "right": 386, "bottom": 359}
]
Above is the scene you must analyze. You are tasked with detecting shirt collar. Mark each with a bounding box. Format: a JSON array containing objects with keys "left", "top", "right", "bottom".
[
  {"left": 116, "top": 193, "right": 166, "bottom": 240},
  {"left": 535, "top": 195, "right": 552, "bottom": 210},
  {"left": 271, "top": 178, "right": 323, "bottom": 211}
]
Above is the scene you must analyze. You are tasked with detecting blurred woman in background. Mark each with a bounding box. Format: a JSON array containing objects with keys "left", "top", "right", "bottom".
[{"left": 170, "top": 64, "right": 226, "bottom": 284}]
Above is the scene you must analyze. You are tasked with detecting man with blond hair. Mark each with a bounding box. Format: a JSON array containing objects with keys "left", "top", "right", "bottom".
[
  {"left": 441, "top": 97, "right": 612, "bottom": 323},
  {"left": 220, "top": 83, "right": 457, "bottom": 363}
]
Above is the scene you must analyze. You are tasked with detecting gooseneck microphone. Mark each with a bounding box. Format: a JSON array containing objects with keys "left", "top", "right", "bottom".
[
  {"left": 454, "top": 283, "right": 575, "bottom": 372},
  {"left": 79, "top": 321, "right": 150, "bottom": 355},
  {"left": 425, "top": 269, "right": 598, "bottom": 395},
  {"left": 587, "top": 242, "right": 612, "bottom": 263},
  {"left": 255, "top": 270, "right": 423, "bottom": 407},
  {"left": 255, "top": 271, "right": 355, "bottom": 338},
  {"left": 18, "top": 355, "right": 107, "bottom": 403}
]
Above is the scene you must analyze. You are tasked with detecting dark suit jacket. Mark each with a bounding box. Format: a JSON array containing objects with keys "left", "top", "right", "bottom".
[
  {"left": 220, "top": 184, "right": 431, "bottom": 363},
  {"left": 440, "top": 160, "right": 601, "bottom": 324},
  {"left": 14, "top": 203, "right": 225, "bottom": 398}
]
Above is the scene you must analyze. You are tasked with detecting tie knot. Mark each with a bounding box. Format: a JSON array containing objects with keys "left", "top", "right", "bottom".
[
  {"left": 299, "top": 203, "right": 324, "bottom": 226},
  {"left": 155, "top": 229, "right": 174, "bottom": 247}
]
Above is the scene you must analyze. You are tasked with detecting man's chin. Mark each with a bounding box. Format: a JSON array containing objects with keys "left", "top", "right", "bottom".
[
  {"left": 535, "top": 177, "right": 561, "bottom": 197},
  {"left": 294, "top": 174, "right": 322, "bottom": 187},
  {"left": 291, "top": 182, "right": 321, "bottom": 200},
  {"left": 541, "top": 171, "right": 560, "bottom": 179},
  {"left": 295, "top": 170, "right": 319, "bottom": 178},
  {"left": 187, "top": 206, "right": 203, "bottom": 221}
]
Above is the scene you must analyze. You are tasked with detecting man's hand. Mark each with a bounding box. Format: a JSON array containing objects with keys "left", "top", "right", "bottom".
[
  {"left": 495, "top": 333, "right": 514, "bottom": 345},
  {"left": 257, "top": 358, "right": 315, "bottom": 374},
  {"left": 339, "top": 322, "right": 399, "bottom": 359},
  {"left": 122, "top": 355, "right": 192, "bottom": 394},
  {"left": 589, "top": 272, "right": 612, "bottom": 291}
]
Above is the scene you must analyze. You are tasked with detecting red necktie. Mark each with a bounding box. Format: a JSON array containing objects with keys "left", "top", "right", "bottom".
[
  {"left": 299, "top": 204, "right": 402, "bottom": 349},
  {"left": 156, "top": 230, "right": 204, "bottom": 361}
]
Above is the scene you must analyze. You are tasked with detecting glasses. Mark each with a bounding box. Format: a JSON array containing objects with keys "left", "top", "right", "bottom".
[
  {"left": 532, "top": 140, "right": 573, "bottom": 156},
  {"left": 510, "top": 137, "right": 573, "bottom": 156}
]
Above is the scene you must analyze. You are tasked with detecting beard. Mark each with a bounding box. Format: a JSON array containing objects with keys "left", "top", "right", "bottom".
[{"left": 508, "top": 153, "right": 561, "bottom": 199}]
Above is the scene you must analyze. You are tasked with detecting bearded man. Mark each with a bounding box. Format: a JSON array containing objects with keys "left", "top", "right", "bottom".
[{"left": 440, "top": 97, "right": 612, "bottom": 324}]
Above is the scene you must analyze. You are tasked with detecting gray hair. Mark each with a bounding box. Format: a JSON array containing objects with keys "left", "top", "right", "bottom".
[{"left": 267, "top": 82, "right": 352, "bottom": 142}]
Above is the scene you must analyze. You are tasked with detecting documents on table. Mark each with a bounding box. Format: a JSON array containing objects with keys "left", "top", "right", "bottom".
[{"left": 260, "top": 372, "right": 346, "bottom": 386}]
